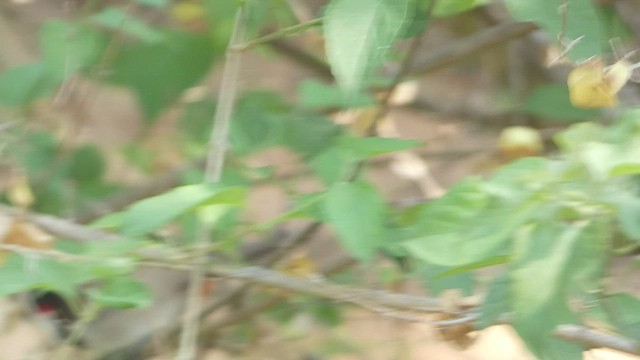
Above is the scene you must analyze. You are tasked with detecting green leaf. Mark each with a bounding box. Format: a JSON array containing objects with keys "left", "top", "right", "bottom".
[
  {"left": 338, "top": 135, "right": 423, "bottom": 159},
  {"left": 91, "top": 7, "right": 165, "bottom": 43},
  {"left": 605, "top": 293, "right": 640, "bottom": 338},
  {"left": 0, "top": 255, "right": 37, "bottom": 297},
  {"left": 510, "top": 222, "right": 587, "bottom": 360},
  {"left": 477, "top": 272, "right": 509, "bottom": 329},
  {"left": 403, "top": 179, "right": 534, "bottom": 266},
  {"left": 40, "top": 20, "right": 109, "bottom": 81},
  {"left": 68, "top": 144, "right": 105, "bottom": 183},
  {"left": 523, "top": 85, "right": 599, "bottom": 122},
  {"left": 434, "top": 255, "right": 508, "bottom": 278},
  {"left": 607, "top": 190, "right": 640, "bottom": 242},
  {"left": 0, "top": 255, "right": 93, "bottom": 298},
  {"left": 109, "top": 30, "right": 216, "bottom": 120},
  {"left": 324, "top": 181, "right": 388, "bottom": 261},
  {"left": 417, "top": 263, "right": 474, "bottom": 296},
  {"left": 231, "top": 92, "right": 288, "bottom": 155},
  {"left": 90, "top": 277, "right": 152, "bottom": 309},
  {"left": 432, "top": 0, "right": 487, "bottom": 17},
  {"left": 281, "top": 115, "right": 342, "bottom": 158},
  {"left": 311, "top": 147, "right": 355, "bottom": 185},
  {"left": 122, "top": 184, "right": 246, "bottom": 237},
  {"left": 503, "top": 0, "right": 604, "bottom": 60},
  {"left": 0, "top": 63, "right": 58, "bottom": 106},
  {"left": 323, "top": 0, "right": 412, "bottom": 93},
  {"left": 298, "top": 80, "right": 375, "bottom": 109}
]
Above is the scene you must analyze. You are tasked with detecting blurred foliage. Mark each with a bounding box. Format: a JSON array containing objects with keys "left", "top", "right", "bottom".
[{"left": 0, "top": 0, "right": 639, "bottom": 359}]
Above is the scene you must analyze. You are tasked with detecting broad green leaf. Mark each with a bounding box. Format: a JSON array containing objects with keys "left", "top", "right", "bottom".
[
  {"left": 89, "top": 211, "right": 124, "bottom": 229},
  {"left": 510, "top": 222, "right": 587, "bottom": 360},
  {"left": 0, "top": 255, "right": 93, "bottom": 298},
  {"left": 298, "top": 80, "right": 375, "bottom": 109},
  {"left": 68, "top": 144, "right": 105, "bottom": 183},
  {"left": 605, "top": 293, "right": 640, "bottom": 338},
  {"left": 324, "top": 181, "right": 387, "bottom": 260},
  {"left": 607, "top": 188, "right": 640, "bottom": 242},
  {"left": 202, "top": 0, "right": 239, "bottom": 52},
  {"left": 0, "top": 255, "right": 37, "bottom": 297},
  {"left": 89, "top": 277, "right": 152, "bottom": 309},
  {"left": 503, "top": 0, "right": 604, "bottom": 60},
  {"left": 91, "top": 7, "right": 165, "bottom": 43},
  {"left": 0, "top": 63, "right": 58, "bottom": 106},
  {"left": 417, "top": 263, "right": 474, "bottom": 296},
  {"left": 281, "top": 115, "right": 342, "bottom": 158},
  {"left": 477, "top": 272, "right": 509, "bottom": 329},
  {"left": 432, "top": 0, "right": 487, "bottom": 17},
  {"left": 338, "top": 136, "right": 423, "bottom": 159},
  {"left": 122, "top": 184, "right": 246, "bottom": 237},
  {"left": 109, "top": 30, "right": 216, "bottom": 120},
  {"left": 323, "top": 0, "right": 412, "bottom": 93},
  {"left": 311, "top": 147, "right": 355, "bottom": 185},
  {"left": 40, "top": 20, "right": 109, "bottom": 81},
  {"left": 403, "top": 179, "right": 535, "bottom": 266},
  {"left": 523, "top": 85, "right": 599, "bottom": 122}
]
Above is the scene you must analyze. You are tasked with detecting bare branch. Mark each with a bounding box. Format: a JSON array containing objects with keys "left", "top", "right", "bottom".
[
  {"left": 232, "top": 18, "right": 322, "bottom": 51},
  {"left": 409, "top": 22, "right": 538, "bottom": 76},
  {"left": 555, "top": 325, "right": 640, "bottom": 356},
  {"left": 0, "top": 204, "right": 123, "bottom": 242}
]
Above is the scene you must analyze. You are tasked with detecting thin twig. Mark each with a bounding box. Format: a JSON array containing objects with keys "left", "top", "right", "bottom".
[
  {"left": 409, "top": 22, "right": 538, "bottom": 77},
  {"left": 177, "top": 5, "right": 248, "bottom": 360},
  {"left": 268, "top": 39, "right": 334, "bottom": 80},
  {"left": 554, "top": 324, "right": 640, "bottom": 356},
  {"left": 181, "top": 222, "right": 322, "bottom": 337},
  {"left": 0, "top": 204, "right": 123, "bottom": 242},
  {"left": 3, "top": 241, "right": 640, "bottom": 357},
  {"left": 232, "top": 18, "right": 322, "bottom": 51}
]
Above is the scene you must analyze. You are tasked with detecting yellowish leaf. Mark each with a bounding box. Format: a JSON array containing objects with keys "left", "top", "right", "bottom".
[{"left": 567, "top": 58, "right": 631, "bottom": 109}]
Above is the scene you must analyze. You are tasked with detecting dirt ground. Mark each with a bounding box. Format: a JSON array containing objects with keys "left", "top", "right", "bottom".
[{"left": 1, "top": 1, "right": 640, "bottom": 359}]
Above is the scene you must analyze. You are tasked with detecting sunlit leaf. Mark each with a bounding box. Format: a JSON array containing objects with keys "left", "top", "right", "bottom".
[
  {"left": 323, "top": 0, "right": 412, "bottom": 93},
  {"left": 122, "top": 184, "right": 246, "bottom": 237},
  {"left": 324, "top": 181, "right": 387, "bottom": 261}
]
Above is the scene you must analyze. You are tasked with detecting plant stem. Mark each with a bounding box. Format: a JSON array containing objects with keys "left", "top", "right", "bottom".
[
  {"left": 232, "top": 18, "right": 322, "bottom": 51},
  {"left": 176, "top": 5, "right": 248, "bottom": 360}
]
